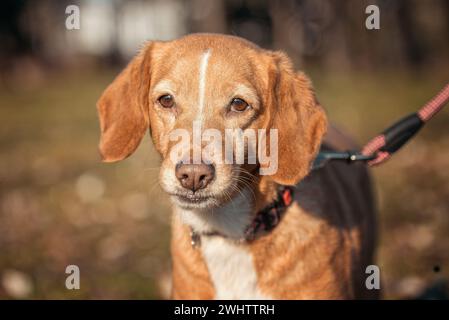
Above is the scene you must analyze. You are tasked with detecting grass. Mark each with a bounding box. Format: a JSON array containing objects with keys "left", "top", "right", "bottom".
[{"left": 0, "top": 67, "right": 448, "bottom": 299}]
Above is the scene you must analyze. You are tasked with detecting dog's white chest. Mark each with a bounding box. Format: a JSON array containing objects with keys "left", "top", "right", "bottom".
[{"left": 200, "top": 237, "right": 271, "bottom": 299}]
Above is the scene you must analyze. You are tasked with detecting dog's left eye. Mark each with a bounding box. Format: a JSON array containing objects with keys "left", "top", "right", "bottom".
[
  {"left": 158, "top": 94, "right": 175, "bottom": 108},
  {"left": 230, "top": 98, "right": 249, "bottom": 112}
]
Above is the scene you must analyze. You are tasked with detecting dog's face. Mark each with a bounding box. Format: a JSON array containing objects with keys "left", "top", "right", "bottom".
[{"left": 97, "top": 34, "right": 327, "bottom": 210}]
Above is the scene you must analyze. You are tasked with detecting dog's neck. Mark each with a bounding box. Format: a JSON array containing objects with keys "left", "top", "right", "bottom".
[{"left": 175, "top": 178, "right": 279, "bottom": 240}]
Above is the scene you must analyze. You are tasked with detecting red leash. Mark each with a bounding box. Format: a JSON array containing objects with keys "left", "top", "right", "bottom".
[{"left": 313, "top": 83, "right": 449, "bottom": 169}]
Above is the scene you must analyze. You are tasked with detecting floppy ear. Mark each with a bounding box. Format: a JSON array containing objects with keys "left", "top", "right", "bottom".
[
  {"left": 267, "top": 51, "right": 328, "bottom": 185},
  {"left": 96, "top": 42, "right": 154, "bottom": 162}
]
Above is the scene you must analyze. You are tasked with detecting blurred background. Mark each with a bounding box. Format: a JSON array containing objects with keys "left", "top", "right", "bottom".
[{"left": 0, "top": 0, "right": 448, "bottom": 299}]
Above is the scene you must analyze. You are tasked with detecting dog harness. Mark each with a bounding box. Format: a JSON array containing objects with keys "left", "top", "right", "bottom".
[{"left": 190, "top": 186, "right": 294, "bottom": 248}]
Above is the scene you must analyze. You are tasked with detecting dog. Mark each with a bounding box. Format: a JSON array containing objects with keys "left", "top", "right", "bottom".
[{"left": 96, "top": 33, "right": 378, "bottom": 299}]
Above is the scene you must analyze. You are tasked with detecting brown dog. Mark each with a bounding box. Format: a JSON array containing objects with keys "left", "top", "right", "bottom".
[{"left": 96, "top": 34, "right": 377, "bottom": 299}]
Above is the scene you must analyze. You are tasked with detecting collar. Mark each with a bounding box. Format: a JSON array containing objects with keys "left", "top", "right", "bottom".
[{"left": 190, "top": 186, "right": 294, "bottom": 248}]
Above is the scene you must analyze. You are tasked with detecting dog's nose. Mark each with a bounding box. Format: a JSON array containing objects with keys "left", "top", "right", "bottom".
[{"left": 175, "top": 163, "right": 215, "bottom": 192}]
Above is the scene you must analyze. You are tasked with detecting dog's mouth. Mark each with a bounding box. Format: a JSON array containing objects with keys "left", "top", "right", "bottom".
[
  {"left": 177, "top": 193, "right": 210, "bottom": 203},
  {"left": 169, "top": 191, "right": 217, "bottom": 209}
]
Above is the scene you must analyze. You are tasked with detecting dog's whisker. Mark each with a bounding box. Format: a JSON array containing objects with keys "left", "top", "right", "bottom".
[
  {"left": 212, "top": 186, "right": 239, "bottom": 217},
  {"left": 230, "top": 171, "right": 257, "bottom": 202},
  {"left": 234, "top": 179, "right": 257, "bottom": 202},
  {"left": 233, "top": 167, "right": 258, "bottom": 180},
  {"left": 229, "top": 180, "right": 254, "bottom": 205}
]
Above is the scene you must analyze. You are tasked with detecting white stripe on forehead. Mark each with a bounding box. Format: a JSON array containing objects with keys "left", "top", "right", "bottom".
[{"left": 197, "top": 49, "right": 211, "bottom": 122}]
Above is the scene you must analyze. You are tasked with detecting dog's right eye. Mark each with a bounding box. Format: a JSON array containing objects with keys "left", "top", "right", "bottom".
[
  {"left": 158, "top": 94, "right": 175, "bottom": 108},
  {"left": 230, "top": 98, "right": 249, "bottom": 112}
]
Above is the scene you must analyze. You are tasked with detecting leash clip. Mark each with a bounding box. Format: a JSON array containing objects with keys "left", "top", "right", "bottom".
[
  {"left": 346, "top": 150, "right": 377, "bottom": 163},
  {"left": 313, "top": 150, "right": 376, "bottom": 169}
]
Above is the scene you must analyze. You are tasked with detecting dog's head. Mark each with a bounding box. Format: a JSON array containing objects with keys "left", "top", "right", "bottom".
[{"left": 97, "top": 34, "right": 327, "bottom": 210}]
